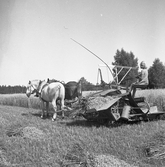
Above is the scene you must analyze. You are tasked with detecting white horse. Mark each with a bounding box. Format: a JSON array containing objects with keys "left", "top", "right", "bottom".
[{"left": 26, "top": 80, "right": 66, "bottom": 121}]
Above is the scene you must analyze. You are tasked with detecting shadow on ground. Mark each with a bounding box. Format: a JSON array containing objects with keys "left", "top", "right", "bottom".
[{"left": 61, "top": 116, "right": 144, "bottom": 128}]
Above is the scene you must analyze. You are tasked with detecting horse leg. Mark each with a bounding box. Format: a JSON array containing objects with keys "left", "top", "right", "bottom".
[
  {"left": 61, "top": 98, "right": 65, "bottom": 119},
  {"left": 51, "top": 99, "right": 57, "bottom": 121},
  {"left": 40, "top": 101, "right": 45, "bottom": 119},
  {"left": 46, "top": 102, "right": 49, "bottom": 118}
]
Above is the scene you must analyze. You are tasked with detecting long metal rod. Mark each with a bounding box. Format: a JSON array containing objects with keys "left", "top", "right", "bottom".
[
  {"left": 70, "top": 38, "right": 117, "bottom": 84},
  {"left": 99, "top": 64, "right": 138, "bottom": 84},
  {"left": 118, "top": 68, "right": 132, "bottom": 84},
  {"left": 99, "top": 64, "right": 138, "bottom": 69}
]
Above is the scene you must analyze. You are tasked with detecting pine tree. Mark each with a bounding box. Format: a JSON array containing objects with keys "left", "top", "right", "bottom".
[
  {"left": 148, "top": 58, "right": 165, "bottom": 88},
  {"left": 112, "top": 49, "right": 138, "bottom": 86}
]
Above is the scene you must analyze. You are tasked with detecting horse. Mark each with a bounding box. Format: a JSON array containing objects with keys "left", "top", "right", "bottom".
[
  {"left": 65, "top": 80, "right": 82, "bottom": 100},
  {"left": 26, "top": 79, "right": 66, "bottom": 121},
  {"left": 47, "top": 78, "right": 82, "bottom": 104}
]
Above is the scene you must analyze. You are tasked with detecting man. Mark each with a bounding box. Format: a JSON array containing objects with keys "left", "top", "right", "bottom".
[{"left": 130, "top": 61, "right": 149, "bottom": 98}]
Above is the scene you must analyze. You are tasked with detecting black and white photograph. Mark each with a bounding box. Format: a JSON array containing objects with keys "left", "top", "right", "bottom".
[{"left": 0, "top": 0, "right": 165, "bottom": 166}]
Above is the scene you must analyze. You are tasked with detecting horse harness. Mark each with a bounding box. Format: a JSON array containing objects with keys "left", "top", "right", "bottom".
[
  {"left": 30, "top": 81, "right": 61, "bottom": 102},
  {"left": 48, "top": 79, "right": 80, "bottom": 99}
]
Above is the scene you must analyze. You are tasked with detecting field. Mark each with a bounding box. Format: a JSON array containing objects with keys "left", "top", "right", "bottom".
[{"left": 0, "top": 89, "right": 165, "bottom": 166}]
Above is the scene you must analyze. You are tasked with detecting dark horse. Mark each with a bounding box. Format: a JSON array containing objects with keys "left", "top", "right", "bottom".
[{"left": 47, "top": 78, "right": 82, "bottom": 103}]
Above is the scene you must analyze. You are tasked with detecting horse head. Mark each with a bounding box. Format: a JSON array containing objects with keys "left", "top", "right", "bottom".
[{"left": 26, "top": 80, "right": 41, "bottom": 97}]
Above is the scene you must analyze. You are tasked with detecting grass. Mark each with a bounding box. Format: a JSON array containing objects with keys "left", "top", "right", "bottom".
[
  {"left": 0, "top": 106, "right": 165, "bottom": 167},
  {"left": 0, "top": 89, "right": 165, "bottom": 166}
]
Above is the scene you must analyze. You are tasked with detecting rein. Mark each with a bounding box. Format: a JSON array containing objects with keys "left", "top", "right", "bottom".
[
  {"left": 31, "top": 81, "right": 61, "bottom": 102},
  {"left": 29, "top": 81, "right": 42, "bottom": 96},
  {"left": 30, "top": 83, "right": 39, "bottom": 94}
]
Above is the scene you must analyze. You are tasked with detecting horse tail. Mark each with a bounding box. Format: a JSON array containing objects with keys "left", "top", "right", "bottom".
[{"left": 59, "top": 83, "right": 65, "bottom": 109}]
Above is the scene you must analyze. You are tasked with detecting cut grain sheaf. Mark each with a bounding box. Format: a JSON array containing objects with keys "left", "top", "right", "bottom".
[
  {"left": 94, "top": 154, "right": 138, "bottom": 167},
  {"left": 6, "top": 125, "right": 45, "bottom": 140},
  {"left": 86, "top": 96, "right": 114, "bottom": 110},
  {"left": 62, "top": 143, "right": 138, "bottom": 167},
  {"left": 22, "top": 127, "right": 45, "bottom": 140}
]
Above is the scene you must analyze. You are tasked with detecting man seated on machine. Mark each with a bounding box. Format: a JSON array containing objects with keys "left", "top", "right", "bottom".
[{"left": 130, "top": 61, "right": 149, "bottom": 98}]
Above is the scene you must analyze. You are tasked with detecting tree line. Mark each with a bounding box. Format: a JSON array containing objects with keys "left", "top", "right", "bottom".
[
  {"left": 0, "top": 48, "right": 165, "bottom": 94},
  {"left": 0, "top": 85, "right": 26, "bottom": 94}
]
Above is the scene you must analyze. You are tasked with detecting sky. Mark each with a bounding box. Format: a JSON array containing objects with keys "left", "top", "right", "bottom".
[{"left": 0, "top": 0, "right": 165, "bottom": 86}]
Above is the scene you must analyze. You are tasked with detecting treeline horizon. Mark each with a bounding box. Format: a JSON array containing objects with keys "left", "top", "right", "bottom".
[
  {"left": 0, "top": 85, "right": 27, "bottom": 94},
  {"left": 0, "top": 82, "right": 101, "bottom": 94}
]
